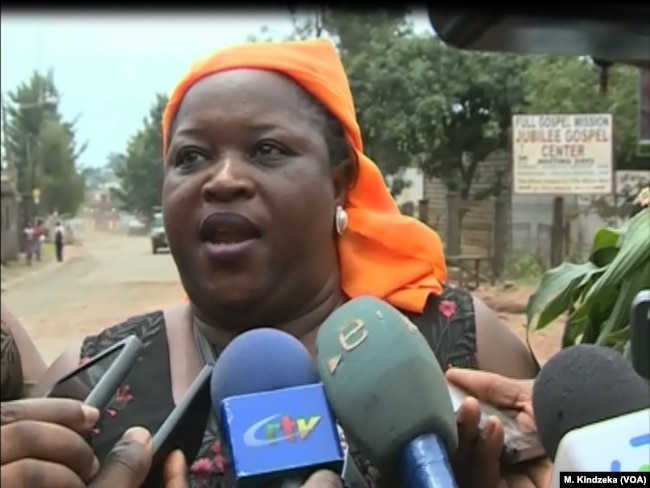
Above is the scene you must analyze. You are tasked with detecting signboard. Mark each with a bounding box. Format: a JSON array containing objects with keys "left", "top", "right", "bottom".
[
  {"left": 512, "top": 114, "right": 613, "bottom": 195},
  {"left": 577, "top": 170, "right": 650, "bottom": 207}
]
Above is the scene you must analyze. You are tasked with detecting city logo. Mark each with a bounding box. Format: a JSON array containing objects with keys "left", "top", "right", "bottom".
[
  {"left": 243, "top": 414, "right": 321, "bottom": 447},
  {"left": 610, "top": 433, "right": 650, "bottom": 472}
]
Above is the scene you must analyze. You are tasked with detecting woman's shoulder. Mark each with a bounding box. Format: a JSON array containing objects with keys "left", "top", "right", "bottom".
[
  {"left": 1, "top": 319, "right": 23, "bottom": 401},
  {"left": 80, "top": 309, "right": 166, "bottom": 360},
  {"left": 404, "top": 284, "right": 478, "bottom": 370},
  {"left": 408, "top": 284, "right": 476, "bottom": 328}
]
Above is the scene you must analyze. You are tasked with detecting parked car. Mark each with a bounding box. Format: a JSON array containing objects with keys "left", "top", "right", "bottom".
[
  {"left": 127, "top": 217, "right": 147, "bottom": 236},
  {"left": 150, "top": 212, "right": 167, "bottom": 254}
]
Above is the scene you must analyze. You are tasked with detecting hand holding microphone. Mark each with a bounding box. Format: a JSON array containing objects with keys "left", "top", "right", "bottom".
[{"left": 0, "top": 398, "right": 187, "bottom": 488}]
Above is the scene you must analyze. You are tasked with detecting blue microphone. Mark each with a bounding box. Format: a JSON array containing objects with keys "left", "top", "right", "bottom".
[{"left": 211, "top": 328, "right": 344, "bottom": 487}]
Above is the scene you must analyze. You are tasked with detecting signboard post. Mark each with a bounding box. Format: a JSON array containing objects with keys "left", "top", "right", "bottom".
[{"left": 511, "top": 113, "right": 614, "bottom": 265}]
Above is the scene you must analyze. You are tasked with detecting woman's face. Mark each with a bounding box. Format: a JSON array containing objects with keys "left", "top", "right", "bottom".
[{"left": 163, "top": 69, "right": 348, "bottom": 326}]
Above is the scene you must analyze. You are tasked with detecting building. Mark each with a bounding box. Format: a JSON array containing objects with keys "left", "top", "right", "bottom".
[{"left": 0, "top": 169, "right": 20, "bottom": 262}]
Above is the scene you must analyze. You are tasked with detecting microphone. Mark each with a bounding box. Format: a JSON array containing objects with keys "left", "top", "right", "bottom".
[
  {"left": 533, "top": 344, "right": 650, "bottom": 486},
  {"left": 210, "top": 328, "right": 344, "bottom": 487},
  {"left": 315, "top": 296, "right": 459, "bottom": 488},
  {"left": 631, "top": 290, "right": 650, "bottom": 380}
]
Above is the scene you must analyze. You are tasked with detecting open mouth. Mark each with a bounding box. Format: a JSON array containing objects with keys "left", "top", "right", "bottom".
[{"left": 199, "top": 212, "right": 261, "bottom": 246}]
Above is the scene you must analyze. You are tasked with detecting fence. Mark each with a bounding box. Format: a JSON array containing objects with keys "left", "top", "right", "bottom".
[{"left": 410, "top": 191, "right": 588, "bottom": 283}]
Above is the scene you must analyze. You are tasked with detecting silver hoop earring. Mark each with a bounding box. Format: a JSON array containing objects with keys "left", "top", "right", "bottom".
[{"left": 335, "top": 205, "right": 348, "bottom": 236}]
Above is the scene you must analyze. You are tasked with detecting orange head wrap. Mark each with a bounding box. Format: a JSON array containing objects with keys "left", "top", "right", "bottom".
[{"left": 163, "top": 39, "right": 447, "bottom": 313}]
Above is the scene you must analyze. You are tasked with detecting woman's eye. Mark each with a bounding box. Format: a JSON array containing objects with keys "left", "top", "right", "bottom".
[
  {"left": 175, "top": 149, "right": 207, "bottom": 168},
  {"left": 252, "top": 143, "right": 284, "bottom": 159}
]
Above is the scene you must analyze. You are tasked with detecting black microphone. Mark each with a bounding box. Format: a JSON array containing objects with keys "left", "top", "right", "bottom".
[{"left": 533, "top": 344, "right": 650, "bottom": 486}]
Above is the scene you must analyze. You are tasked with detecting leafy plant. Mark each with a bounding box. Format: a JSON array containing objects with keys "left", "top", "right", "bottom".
[
  {"left": 503, "top": 254, "right": 544, "bottom": 282},
  {"left": 526, "top": 208, "right": 650, "bottom": 354}
]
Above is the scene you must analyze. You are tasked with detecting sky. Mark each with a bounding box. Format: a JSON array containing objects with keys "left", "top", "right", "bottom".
[{"left": 1, "top": 12, "right": 431, "bottom": 169}]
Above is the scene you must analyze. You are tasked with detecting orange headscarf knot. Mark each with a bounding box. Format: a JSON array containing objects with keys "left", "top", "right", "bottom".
[{"left": 165, "top": 39, "right": 447, "bottom": 313}]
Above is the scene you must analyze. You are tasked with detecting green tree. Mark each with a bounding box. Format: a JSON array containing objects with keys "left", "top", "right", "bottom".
[
  {"left": 522, "top": 56, "right": 641, "bottom": 170},
  {"left": 345, "top": 33, "right": 528, "bottom": 198},
  {"left": 3, "top": 70, "right": 86, "bottom": 217},
  {"left": 112, "top": 94, "right": 167, "bottom": 222},
  {"left": 320, "top": 9, "right": 410, "bottom": 58},
  {"left": 33, "top": 118, "right": 85, "bottom": 216}
]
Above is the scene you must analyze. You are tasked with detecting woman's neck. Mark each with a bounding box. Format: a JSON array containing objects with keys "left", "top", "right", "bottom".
[{"left": 192, "top": 277, "right": 345, "bottom": 355}]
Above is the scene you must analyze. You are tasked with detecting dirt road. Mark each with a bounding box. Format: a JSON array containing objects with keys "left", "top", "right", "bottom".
[
  {"left": 3, "top": 229, "right": 561, "bottom": 365},
  {"left": 3, "top": 231, "right": 184, "bottom": 363}
]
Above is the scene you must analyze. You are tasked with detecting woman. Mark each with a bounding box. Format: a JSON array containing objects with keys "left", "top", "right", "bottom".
[{"left": 35, "top": 39, "right": 538, "bottom": 487}]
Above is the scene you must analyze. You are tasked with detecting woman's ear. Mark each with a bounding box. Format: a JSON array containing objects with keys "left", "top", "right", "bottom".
[{"left": 331, "top": 156, "right": 358, "bottom": 205}]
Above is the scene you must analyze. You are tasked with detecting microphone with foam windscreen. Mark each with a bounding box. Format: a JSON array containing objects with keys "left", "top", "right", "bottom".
[
  {"left": 533, "top": 344, "right": 650, "bottom": 487},
  {"left": 211, "top": 328, "right": 344, "bottom": 487},
  {"left": 315, "top": 296, "right": 459, "bottom": 488}
]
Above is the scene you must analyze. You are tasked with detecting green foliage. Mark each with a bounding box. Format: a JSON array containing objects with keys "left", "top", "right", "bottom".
[
  {"left": 503, "top": 254, "right": 544, "bottom": 282},
  {"left": 521, "top": 56, "right": 640, "bottom": 169},
  {"left": 3, "top": 70, "right": 86, "bottom": 216},
  {"left": 346, "top": 35, "right": 528, "bottom": 198},
  {"left": 111, "top": 94, "right": 167, "bottom": 223},
  {"left": 527, "top": 209, "right": 650, "bottom": 353}
]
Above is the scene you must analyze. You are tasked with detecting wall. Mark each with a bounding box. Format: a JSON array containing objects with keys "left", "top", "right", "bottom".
[
  {"left": 422, "top": 150, "right": 512, "bottom": 255},
  {"left": 0, "top": 194, "right": 20, "bottom": 262},
  {"left": 389, "top": 167, "right": 425, "bottom": 218}
]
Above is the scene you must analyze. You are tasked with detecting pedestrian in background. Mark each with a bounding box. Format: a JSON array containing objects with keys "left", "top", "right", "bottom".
[
  {"left": 54, "top": 221, "right": 65, "bottom": 263},
  {"left": 33, "top": 219, "right": 45, "bottom": 262},
  {"left": 22, "top": 222, "right": 35, "bottom": 266}
]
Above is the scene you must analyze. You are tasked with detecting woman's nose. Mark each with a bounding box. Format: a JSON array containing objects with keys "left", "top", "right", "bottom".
[{"left": 201, "top": 157, "right": 255, "bottom": 203}]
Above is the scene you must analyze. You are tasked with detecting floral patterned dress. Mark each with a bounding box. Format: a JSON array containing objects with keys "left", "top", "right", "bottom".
[
  {"left": 0, "top": 320, "right": 24, "bottom": 401},
  {"left": 79, "top": 284, "right": 477, "bottom": 488}
]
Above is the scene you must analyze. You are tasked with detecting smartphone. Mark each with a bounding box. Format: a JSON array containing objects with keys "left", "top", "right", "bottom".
[
  {"left": 142, "top": 365, "right": 213, "bottom": 488},
  {"left": 447, "top": 383, "right": 546, "bottom": 464},
  {"left": 46, "top": 335, "right": 142, "bottom": 410}
]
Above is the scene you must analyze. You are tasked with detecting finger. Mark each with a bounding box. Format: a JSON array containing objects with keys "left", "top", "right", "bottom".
[
  {"left": 1, "top": 420, "right": 99, "bottom": 482},
  {"left": 446, "top": 368, "right": 523, "bottom": 409},
  {"left": 452, "top": 397, "right": 481, "bottom": 487},
  {"left": 508, "top": 457, "right": 554, "bottom": 488},
  {"left": 456, "top": 396, "right": 481, "bottom": 443},
  {"left": 303, "top": 470, "right": 343, "bottom": 487},
  {"left": 163, "top": 450, "right": 189, "bottom": 488},
  {"left": 0, "top": 398, "right": 99, "bottom": 431},
  {"left": 90, "top": 427, "right": 153, "bottom": 488},
  {"left": 475, "top": 416, "right": 505, "bottom": 488},
  {"left": 0, "top": 459, "right": 86, "bottom": 488}
]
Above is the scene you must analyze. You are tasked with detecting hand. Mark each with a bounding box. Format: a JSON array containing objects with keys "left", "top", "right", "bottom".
[
  {"left": 95, "top": 432, "right": 192, "bottom": 488},
  {"left": 302, "top": 470, "right": 343, "bottom": 487},
  {"left": 1, "top": 398, "right": 101, "bottom": 487},
  {"left": 0, "top": 397, "right": 187, "bottom": 488},
  {"left": 446, "top": 368, "right": 552, "bottom": 488}
]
